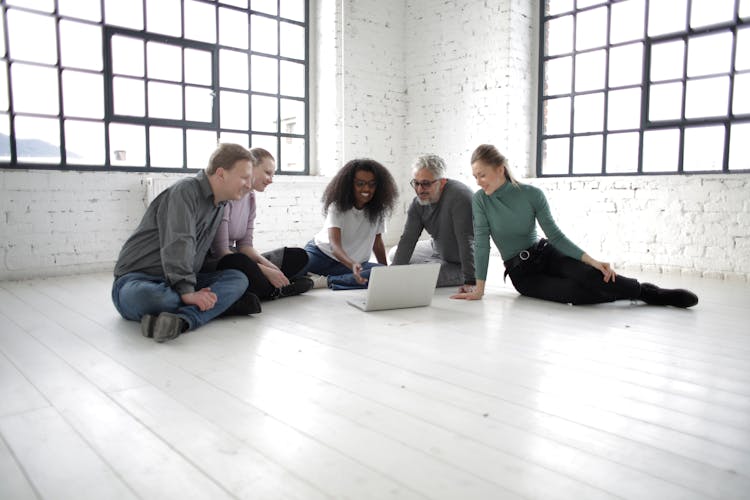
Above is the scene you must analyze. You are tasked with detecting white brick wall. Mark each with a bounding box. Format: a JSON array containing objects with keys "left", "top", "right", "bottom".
[{"left": 1, "top": 0, "right": 748, "bottom": 281}]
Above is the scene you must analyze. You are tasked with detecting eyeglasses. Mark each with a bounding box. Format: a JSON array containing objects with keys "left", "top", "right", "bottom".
[
  {"left": 410, "top": 179, "right": 439, "bottom": 189},
  {"left": 354, "top": 179, "right": 377, "bottom": 188}
]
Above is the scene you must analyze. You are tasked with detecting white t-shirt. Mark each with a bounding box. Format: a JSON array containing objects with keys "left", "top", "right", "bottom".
[{"left": 314, "top": 204, "right": 385, "bottom": 264}]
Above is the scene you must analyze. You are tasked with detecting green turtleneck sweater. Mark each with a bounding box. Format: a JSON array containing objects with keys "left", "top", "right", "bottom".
[{"left": 472, "top": 182, "right": 585, "bottom": 281}]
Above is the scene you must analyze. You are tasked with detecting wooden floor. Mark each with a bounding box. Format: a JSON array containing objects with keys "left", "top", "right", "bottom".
[{"left": 1, "top": 265, "right": 749, "bottom": 500}]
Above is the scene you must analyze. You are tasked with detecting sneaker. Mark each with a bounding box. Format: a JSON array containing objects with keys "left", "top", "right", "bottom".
[
  {"left": 276, "top": 277, "right": 314, "bottom": 298},
  {"left": 640, "top": 283, "right": 699, "bottom": 308},
  {"left": 308, "top": 273, "right": 329, "bottom": 289},
  {"left": 222, "top": 291, "right": 262, "bottom": 316},
  {"left": 141, "top": 312, "right": 187, "bottom": 342}
]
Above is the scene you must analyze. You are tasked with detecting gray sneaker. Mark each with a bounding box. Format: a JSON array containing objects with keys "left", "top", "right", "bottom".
[{"left": 141, "top": 312, "right": 186, "bottom": 342}]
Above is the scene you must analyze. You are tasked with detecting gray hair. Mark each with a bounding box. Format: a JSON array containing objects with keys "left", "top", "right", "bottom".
[{"left": 411, "top": 154, "right": 447, "bottom": 179}]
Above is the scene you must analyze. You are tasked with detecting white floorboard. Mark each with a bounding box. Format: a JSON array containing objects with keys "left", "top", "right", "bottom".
[{"left": 0, "top": 266, "right": 748, "bottom": 500}]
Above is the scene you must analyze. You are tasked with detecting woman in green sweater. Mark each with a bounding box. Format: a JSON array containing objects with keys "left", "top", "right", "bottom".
[{"left": 451, "top": 144, "right": 698, "bottom": 307}]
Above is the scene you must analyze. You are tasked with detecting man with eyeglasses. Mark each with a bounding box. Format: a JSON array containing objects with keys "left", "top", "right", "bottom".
[{"left": 390, "top": 154, "right": 476, "bottom": 290}]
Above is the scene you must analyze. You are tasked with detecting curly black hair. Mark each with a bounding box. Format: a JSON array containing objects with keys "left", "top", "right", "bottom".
[{"left": 322, "top": 158, "right": 399, "bottom": 224}]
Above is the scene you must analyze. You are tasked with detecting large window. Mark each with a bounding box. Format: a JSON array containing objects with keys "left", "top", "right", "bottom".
[
  {"left": 0, "top": 0, "right": 309, "bottom": 173},
  {"left": 538, "top": 0, "right": 750, "bottom": 176}
]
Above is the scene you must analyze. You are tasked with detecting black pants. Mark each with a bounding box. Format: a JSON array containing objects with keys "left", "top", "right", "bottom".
[
  {"left": 507, "top": 243, "right": 641, "bottom": 305},
  {"left": 216, "top": 247, "right": 308, "bottom": 300}
]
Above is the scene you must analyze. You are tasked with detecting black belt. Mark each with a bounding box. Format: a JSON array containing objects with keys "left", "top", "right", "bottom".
[{"left": 503, "top": 239, "right": 548, "bottom": 281}]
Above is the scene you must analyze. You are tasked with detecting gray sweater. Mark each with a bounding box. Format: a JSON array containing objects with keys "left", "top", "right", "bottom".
[
  {"left": 392, "top": 179, "right": 475, "bottom": 284},
  {"left": 114, "top": 171, "right": 225, "bottom": 295}
]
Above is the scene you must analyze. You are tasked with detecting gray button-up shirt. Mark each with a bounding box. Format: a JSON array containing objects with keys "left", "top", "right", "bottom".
[{"left": 114, "top": 170, "right": 225, "bottom": 295}]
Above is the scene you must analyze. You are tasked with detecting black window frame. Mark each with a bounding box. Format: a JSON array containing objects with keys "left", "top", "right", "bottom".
[
  {"left": 537, "top": 0, "right": 750, "bottom": 177},
  {"left": 0, "top": 0, "right": 310, "bottom": 174}
]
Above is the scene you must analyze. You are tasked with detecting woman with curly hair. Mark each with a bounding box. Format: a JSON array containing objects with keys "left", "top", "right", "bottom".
[{"left": 304, "top": 158, "right": 398, "bottom": 289}]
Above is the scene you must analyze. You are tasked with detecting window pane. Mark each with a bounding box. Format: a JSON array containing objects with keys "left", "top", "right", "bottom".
[
  {"left": 14, "top": 116, "right": 60, "bottom": 163},
  {"left": 65, "top": 120, "right": 105, "bottom": 165},
  {"left": 7, "top": 0, "right": 54, "bottom": 12},
  {"left": 650, "top": 40, "right": 684, "bottom": 82},
  {"left": 609, "top": 43, "right": 643, "bottom": 88},
  {"left": 608, "top": 88, "right": 641, "bottom": 130},
  {"left": 280, "top": 0, "right": 305, "bottom": 22},
  {"left": 62, "top": 70, "right": 104, "bottom": 119},
  {"left": 0, "top": 17, "right": 5, "bottom": 57},
  {"left": 112, "top": 36, "right": 145, "bottom": 77},
  {"left": 104, "top": 0, "right": 144, "bottom": 30},
  {"left": 610, "top": 0, "right": 645, "bottom": 44},
  {"left": 572, "top": 135, "right": 603, "bottom": 174},
  {"left": 220, "top": 91, "right": 249, "bottom": 130},
  {"left": 220, "top": 132, "right": 250, "bottom": 146},
  {"left": 649, "top": 82, "right": 683, "bottom": 121},
  {"left": 7, "top": 10, "right": 57, "bottom": 64},
  {"left": 185, "top": 86, "right": 214, "bottom": 122},
  {"left": 11, "top": 64, "right": 59, "bottom": 115},
  {"left": 0, "top": 114, "right": 9, "bottom": 161},
  {"left": 148, "top": 82, "right": 182, "bottom": 119},
  {"left": 220, "top": 49, "right": 249, "bottom": 90},
  {"left": 252, "top": 0, "right": 277, "bottom": 16},
  {"left": 251, "top": 55, "right": 278, "bottom": 94},
  {"left": 251, "top": 15, "right": 278, "bottom": 55},
  {"left": 220, "top": 0, "right": 248, "bottom": 7},
  {"left": 280, "top": 21, "right": 305, "bottom": 60},
  {"left": 280, "top": 61, "right": 305, "bottom": 98},
  {"left": 113, "top": 77, "right": 145, "bottom": 117},
  {"left": 147, "top": 42, "right": 182, "bottom": 82},
  {"left": 575, "top": 50, "right": 605, "bottom": 92},
  {"left": 742, "top": 0, "right": 750, "bottom": 18},
  {"left": 576, "top": 7, "right": 607, "bottom": 51},
  {"left": 687, "top": 32, "right": 733, "bottom": 78},
  {"left": 546, "top": 0, "right": 573, "bottom": 16},
  {"left": 186, "top": 129, "right": 218, "bottom": 169},
  {"left": 280, "top": 98, "right": 305, "bottom": 135},
  {"left": 577, "top": 0, "right": 605, "bottom": 7},
  {"left": 573, "top": 92, "right": 604, "bottom": 133},
  {"left": 643, "top": 129, "right": 679, "bottom": 172},
  {"left": 185, "top": 0, "right": 216, "bottom": 43},
  {"left": 110, "top": 124, "right": 146, "bottom": 166},
  {"left": 545, "top": 16, "right": 573, "bottom": 57},
  {"left": 280, "top": 137, "right": 305, "bottom": 172},
  {"left": 544, "top": 97, "right": 571, "bottom": 135},
  {"left": 0, "top": 65, "right": 7, "bottom": 111},
  {"left": 685, "top": 77, "right": 729, "bottom": 118},
  {"left": 185, "top": 49, "right": 212, "bottom": 86},
  {"left": 219, "top": 7, "right": 249, "bottom": 50},
  {"left": 541, "top": 137, "right": 570, "bottom": 174},
  {"left": 648, "top": 0, "right": 687, "bottom": 36},
  {"left": 251, "top": 134, "right": 277, "bottom": 158},
  {"left": 59, "top": 0, "right": 102, "bottom": 22},
  {"left": 544, "top": 56, "right": 571, "bottom": 95},
  {"left": 251, "top": 94, "right": 277, "bottom": 132},
  {"left": 733, "top": 73, "right": 750, "bottom": 115},
  {"left": 147, "top": 0, "right": 182, "bottom": 37},
  {"left": 690, "top": 0, "right": 734, "bottom": 29},
  {"left": 606, "top": 132, "right": 639, "bottom": 173},
  {"left": 729, "top": 123, "right": 750, "bottom": 170},
  {"left": 683, "top": 126, "right": 724, "bottom": 171},
  {"left": 736, "top": 28, "right": 750, "bottom": 71},
  {"left": 150, "top": 126, "right": 184, "bottom": 168},
  {"left": 60, "top": 20, "right": 102, "bottom": 71}
]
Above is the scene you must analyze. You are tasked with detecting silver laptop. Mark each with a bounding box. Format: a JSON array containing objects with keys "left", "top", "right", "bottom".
[{"left": 347, "top": 263, "right": 440, "bottom": 312}]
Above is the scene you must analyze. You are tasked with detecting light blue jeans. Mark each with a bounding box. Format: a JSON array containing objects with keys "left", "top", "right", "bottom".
[
  {"left": 303, "top": 242, "right": 383, "bottom": 290},
  {"left": 111, "top": 270, "right": 248, "bottom": 331}
]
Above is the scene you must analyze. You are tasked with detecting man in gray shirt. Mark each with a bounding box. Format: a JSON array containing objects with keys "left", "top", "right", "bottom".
[
  {"left": 390, "top": 154, "right": 475, "bottom": 289},
  {"left": 112, "top": 143, "right": 258, "bottom": 342}
]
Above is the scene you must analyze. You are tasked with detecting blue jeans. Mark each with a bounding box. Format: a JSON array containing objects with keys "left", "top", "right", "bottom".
[
  {"left": 303, "top": 241, "right": 383, "bottom": 290},
  {"left": 111, "top": 270, "right": 248, "bottom": 330}
]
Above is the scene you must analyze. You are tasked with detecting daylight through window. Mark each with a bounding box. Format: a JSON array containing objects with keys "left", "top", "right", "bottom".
[{"left": 0, "top": 0, "right": 309, "bottom": 173}]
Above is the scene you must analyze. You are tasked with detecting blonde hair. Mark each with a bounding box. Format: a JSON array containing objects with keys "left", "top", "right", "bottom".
[{"left": 470, "top": 144, "right": 520, "bottom": 186}]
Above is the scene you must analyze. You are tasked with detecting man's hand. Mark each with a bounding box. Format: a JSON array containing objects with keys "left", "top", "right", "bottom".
[{"left": 181, "top": 288, "right": 218, "bottom": 311}]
